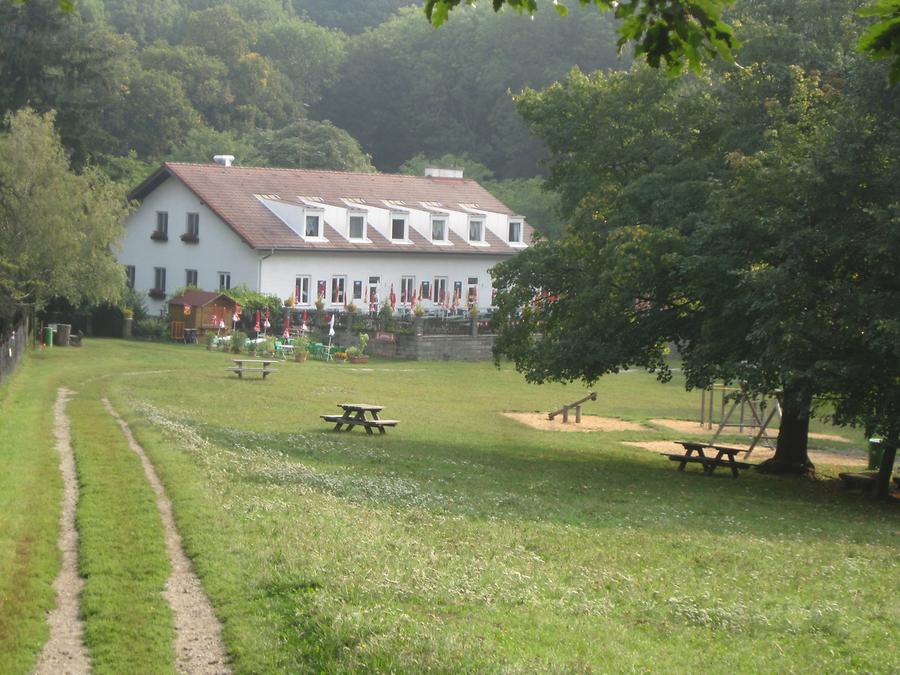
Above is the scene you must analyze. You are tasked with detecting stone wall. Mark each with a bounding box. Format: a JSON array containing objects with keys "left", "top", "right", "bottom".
[{"left": 366, "top": 332, "right": 495, "bottom": 361}]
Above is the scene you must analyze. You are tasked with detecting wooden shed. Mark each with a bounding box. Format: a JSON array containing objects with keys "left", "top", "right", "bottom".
[{"left": 167, "top": 291, "right": 236, "bottom": 338}]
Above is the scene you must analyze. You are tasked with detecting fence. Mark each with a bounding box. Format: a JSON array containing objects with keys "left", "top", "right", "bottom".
[{"left": 0, "top": 316, "right": 29, "bottom": 384}]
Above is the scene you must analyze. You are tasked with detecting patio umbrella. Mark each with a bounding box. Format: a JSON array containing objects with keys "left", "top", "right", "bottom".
[
  {"left": 283, "top": 313, "right": 291, "bottom": 339},
  {"left": 389, "top": 283, "right": 396, "bottom": 309},
  {"left": 411, "top": 288, "right": 417, "bottom": 307},
  {"left": 264, "top": 306, "right": 271, "bottom": 332},
  {"left": 301, "top": 309, "right": 309, "bottom": 333},
  {"left": 254, "top": 309, "right": 261, "bottom": 335}
]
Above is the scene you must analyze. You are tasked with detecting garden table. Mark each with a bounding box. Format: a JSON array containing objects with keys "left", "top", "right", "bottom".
[
  {"left": 664, "top": 440, "right": 752, "bottom": 478},
  {"left": 320, "top": 403, "right": 398, "bottom": 435}
]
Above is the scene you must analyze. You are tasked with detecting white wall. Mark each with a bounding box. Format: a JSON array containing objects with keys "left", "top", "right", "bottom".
[
  {"left": 260, "top": 250, "right": 510, "bottom": 309},
  {"left": 119, "top": 178, "right": 259, "bottom": 313}
]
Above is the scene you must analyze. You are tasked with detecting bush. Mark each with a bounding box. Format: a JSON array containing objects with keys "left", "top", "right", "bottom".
[
  {"left": 231, "top": 330, "right": 247, "bottom": 354},
  {"left": 133, "top": 317, "right": 168, "bottom": 341}
]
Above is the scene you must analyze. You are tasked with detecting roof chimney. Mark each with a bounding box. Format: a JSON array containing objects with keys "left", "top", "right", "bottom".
[
  {"left": 213, "top": 154, "right": 235, "bottom": 167},
  {"left": 424, "top": 166, "right": 463, "bottom": 179}
]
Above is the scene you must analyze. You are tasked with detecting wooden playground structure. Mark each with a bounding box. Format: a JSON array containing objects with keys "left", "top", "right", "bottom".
[
  {"left": 699, "top": 384, "right": 782, "bottom": 458},
  {"left": 548, "top": 392, "right": 597, "bottom": 424}
]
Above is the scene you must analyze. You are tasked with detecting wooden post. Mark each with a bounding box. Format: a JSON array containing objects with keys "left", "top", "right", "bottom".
[
  {"left": 575, "top": 405, "right": 582, "bottom": 423},
  {"left": 708, "top": 386, "right": 714, "bottom": 429},
  {"left": 562, "top": 407, "right": 569, "bottom": 423},
  {"left": 700, "top": 388, "right": 706, "bottom": 427}
]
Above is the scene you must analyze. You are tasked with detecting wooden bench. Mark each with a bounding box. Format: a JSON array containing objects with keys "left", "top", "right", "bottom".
[
  {"left": 666, "top": 441, "right": 753, "bottom": 478},
  {"left": 321, "top": 403, "right": 399, "bottom": 435},
  {"left": 227, "top": 359, "right": 278, "bottom": 379}
]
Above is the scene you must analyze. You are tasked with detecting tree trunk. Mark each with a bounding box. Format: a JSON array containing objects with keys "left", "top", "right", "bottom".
[{"left": 757, "top": 382, "right": 814, "bottom": 474}]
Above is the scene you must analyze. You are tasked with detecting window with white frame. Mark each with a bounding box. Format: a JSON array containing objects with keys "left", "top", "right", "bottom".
[
  {"left": 433, "top": 276, "right": 447, "bottom": 305},
  {"left": 348, "top": 212, "right": 366, "bottom": 240},
  {"left": 467, "top": 277, "right": 479, "bottom": 305},
  {"left": 401, "top": 276, "right": 415, "bottom": 305},
  {"left": 331, "top": 276, "right": 346, "bottom": 304},
  {"left": 154, "top": 266, "right": 166, "bottom": 291},
  {"left": 368, "top": 276, "right": 380, "bottom": 307},
  {"left": 295, "top": 276, "right": 310, "bottom": 304},
  {"left": 156, "top": 211, "right": 168, "bottom": 236},
  {"left": 391, "top": 213, "right": 407, "bottom": 241},
  {"left": 431, "top": 216, "right": 447, "bottom": 241},
  {"left": 305, "top": 212, "right": 322, "bottom": 237},
  {"left": 185, "top": 269, "right": 198, "bottom": 287},
  {"left": 124, "top": 265, "right": 135, "bottom": 289},
  {"left": 468, "top": 217, "right": 483, "bottom": 242},
  {"left": 218, "top": 272, "right": 231, "bottom": 290},
  {"left": 508, "top": 219, "right": 522, "bottom": 243}
]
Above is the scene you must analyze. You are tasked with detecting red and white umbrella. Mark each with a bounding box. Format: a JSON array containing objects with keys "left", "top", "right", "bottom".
[
  {"left": 301, "top": 309, "right": 309, "bottom": 333},
  {"left": 283, "top": 313, "right": 291, "bottom": 339},
  {"left": 411, "top": 288, "right": 417, "bottom": 307},
  {"left": 264, "top": 306, "right": 271, "bottom": 330},
  {"left": 254, "top": 309, "right": 261, "bottom": 334},
  {"left": 389, "top": 283, "right": 396, "bottom": 309}
]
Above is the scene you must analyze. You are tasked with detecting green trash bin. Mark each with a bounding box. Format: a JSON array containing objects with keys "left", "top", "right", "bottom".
[
  {"left": 867, "top": 438, "right": 883, "bottom": 470},
  {"left": 43, "top": 326, "right": 54, "bottom": 348}
]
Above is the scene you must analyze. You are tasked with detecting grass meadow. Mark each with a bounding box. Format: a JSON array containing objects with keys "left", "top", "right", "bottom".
[{"left": 0, "top": 339, "right": 897, "bottom": 673}]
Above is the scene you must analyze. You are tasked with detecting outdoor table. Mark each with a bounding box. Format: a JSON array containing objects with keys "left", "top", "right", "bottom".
[
  {"left": 227, "top": 359, "right": 278, "bottom": 379},
  {"left": 320, "top": 403, "right": 399, "bottom": 435},
  {"left": 664, "top": 440, "right": 752, "bottom": 478}
]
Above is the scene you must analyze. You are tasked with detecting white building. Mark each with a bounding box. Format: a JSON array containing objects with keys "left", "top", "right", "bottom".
[{"left": 121, "top": 161, "right": 533, "bottom": 315}]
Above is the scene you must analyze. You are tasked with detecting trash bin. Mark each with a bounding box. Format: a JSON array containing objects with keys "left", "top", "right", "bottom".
[
  {"left": 868, "top": 438, "right": 883, "bottom": 470},
  {"left": 44, "top": 325, "right": 55, "bottom": 348},
  {"left": 55, "top": 323, "right": 71, "bottom": 347}
]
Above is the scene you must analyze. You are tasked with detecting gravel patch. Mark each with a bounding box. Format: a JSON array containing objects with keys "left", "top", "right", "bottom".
[{"left": 502, "top": 412, "right": 647, "bottom": 432}]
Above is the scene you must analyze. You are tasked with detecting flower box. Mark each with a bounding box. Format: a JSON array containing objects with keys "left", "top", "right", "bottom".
[
  {"left": 148, "top": 288, "right": 166, "bottom": 299},
  {"left": 150, "top": 231, "right": 168, "bottom": 242},
  {"left": 180, "top": 233, "right": 199, "bottom": 243}
]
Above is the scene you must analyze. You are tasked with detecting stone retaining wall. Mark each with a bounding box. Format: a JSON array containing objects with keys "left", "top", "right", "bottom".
[{"left": 366, "top": 332, "right": 495, "bottom": 361}]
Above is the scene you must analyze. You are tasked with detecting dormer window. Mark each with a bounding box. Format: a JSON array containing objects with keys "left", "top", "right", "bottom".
[
  {"left": 391, "top": 213, "right": 408, "bottom": 241},
  {"left": 468, "top": 217, "right": 484, "bottom": 242},
  {"left": 305, "top": 213, "right": 321, "bottom": 237},
  {"left": 508, "top": 219, "right": 522, "bottom": 243},
  {"left": 431, "top": 216, "right": 447, "bottom": 242},
  {"left": 348, "top": 212, "right": 366, "bottom": 240}
]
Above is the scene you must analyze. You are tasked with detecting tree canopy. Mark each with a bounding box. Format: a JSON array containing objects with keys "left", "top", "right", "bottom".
[
  {"left": 0, "top": 108, "right": 129, "bottom": 324},
  {"left": 491, "top": 43, "right": 899, "bottom": 472}
]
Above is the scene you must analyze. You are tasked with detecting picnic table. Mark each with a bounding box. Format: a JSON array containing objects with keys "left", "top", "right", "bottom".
[
  {"left": 664, "top": 440, "right": 752, "bottom": 478},
  {"left": 227, "top": 359, "right": 278, "bottom": 379},
  {"left": 320, "top": 403, "right": 399, "bottom": 435}
]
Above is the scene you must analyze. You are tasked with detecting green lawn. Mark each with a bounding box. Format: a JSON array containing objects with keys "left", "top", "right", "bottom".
[{"left": 1, "top": 339, "right": 897, "bottom": 673}]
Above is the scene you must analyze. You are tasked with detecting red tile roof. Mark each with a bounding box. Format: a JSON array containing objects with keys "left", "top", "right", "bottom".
[{"left": 130, "top": 163, "right": 532, "bottom": 254}]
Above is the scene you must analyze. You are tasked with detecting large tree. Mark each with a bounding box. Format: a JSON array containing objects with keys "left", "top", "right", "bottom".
[
  {"left": 491, "top": 56, "right": 899, "bottom": 474},
  {"left": 0, "top": 108, "right": 130, "bottom": 324}
]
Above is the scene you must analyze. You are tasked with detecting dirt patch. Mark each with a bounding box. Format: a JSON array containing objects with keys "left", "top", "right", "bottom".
[
  {"left": 649, "top": 419, "right": 851, "bottom": 443},
  {"left": 503, "top": 412, "right": 647, "bottom": 432},
  {"left": 104, "top": 399, "right": 230, "bottom": 674},
  {"left": 621, "top": 440, "right": 866, "bottom": 467},
  {"left": 34, "top": 388, "right": 90, "bottom": 675}
]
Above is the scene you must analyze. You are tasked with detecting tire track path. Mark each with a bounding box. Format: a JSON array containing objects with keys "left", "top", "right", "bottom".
[
  {"left": 102, "top": 399, "right": 230, "bottom": 674},
  {"left": 34, "top": 388, "right": 90, "bottom": 675}
]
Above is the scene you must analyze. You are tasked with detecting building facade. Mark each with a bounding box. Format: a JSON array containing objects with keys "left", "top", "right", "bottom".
[{"left": 121, "top": 162, "right": 532, "bottom": 314}]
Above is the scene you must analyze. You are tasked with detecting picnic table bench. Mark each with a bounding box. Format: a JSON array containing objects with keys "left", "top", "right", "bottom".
[
  {"left": 321, "top": 403, "right": 398, "bottom": 435},
  {"left": 664, "top": 440, "right": 752, "bottom": 478},
  {"left": 227, "top": 359, "right": 278, "bottom": 379}
]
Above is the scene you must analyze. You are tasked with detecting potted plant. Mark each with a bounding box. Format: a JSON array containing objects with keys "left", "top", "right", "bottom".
[
  {"left": 334, "top": 350, "right": 347, "bottom": 362},
  {"left": 414, "top": 302, "right": 426, "bottom": 318},
  {"left": 348, "top": 332, "right": 369, "bottom": 364},
  {"left": 294, "top": 335, "right": 310, "bottom": 362},
  {"left": 315, "top": 295, "right": 325, "bottom": 312},
  {"left": 347, "top": 301, "right": 358, "bottom": 314}
]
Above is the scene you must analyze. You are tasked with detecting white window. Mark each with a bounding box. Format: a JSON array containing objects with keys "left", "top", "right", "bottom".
[
  {"left": 125, "top": 265, "right": 135, "bottom": 289},
  {"left": 295, "top": 276, "right": 310, "bottom": 305},
  {"left": 431, "top": 216, "right": 447, "bottom": 241},
  {"left": 433, "top": 276, "right": 448, "bottom": 305},
  {"left": 218, "top": 272, "right": 231, "bottom": 290},
  {"left": 154, "top": 266, "right": 166, "bottom": 291},
  {"left": 401, "top": 276, "right": 415, "bottom": 305},
  {"left": 467, "top": 277, "right": 479, "bottom": 306},
  {"left": 508, "top": 219, "right": 522, "bottom": 243},
  {"left": 391, "top": 213, "right": 407, "bottom": 241},
  {"left": 331, "top": 276, "right": 346, "bottom": 304},
  {"left": 468, "top": 217, "right": 483, "bottom": 242},
  {"left": 368, "top": 276, "right": 380, "bottom": 308},
  {"left": 305, "top": 212, "right": 321, "bottom": 237},
  {"left": 348, "top": 212, "right": 366, "bottom": 240},
  {"left": 185, "top": 269, "right": 198, "bottom": 287},
  {"left": 156, "top": 211, "right": 168, "bottom": 236}
]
